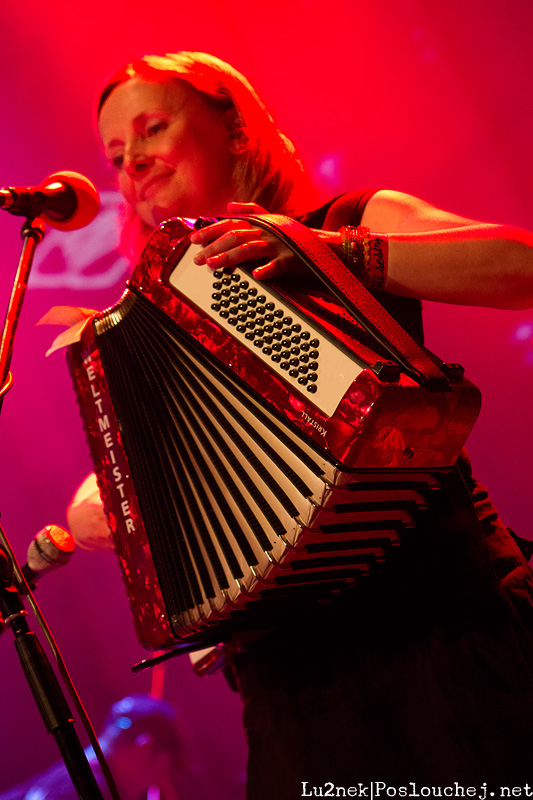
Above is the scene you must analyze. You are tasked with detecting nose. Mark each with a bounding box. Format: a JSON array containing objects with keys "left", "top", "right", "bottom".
[{"left": 123, "top": 142, "right": 153, "bottom": 178}]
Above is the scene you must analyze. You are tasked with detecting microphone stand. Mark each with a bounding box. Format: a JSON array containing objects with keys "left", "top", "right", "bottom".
[
  {"left": 0, "top": 216, "right": 106, "bottom": 799},
  {"left": 0, "top": 547, "right": 104, "bottom": 799}
]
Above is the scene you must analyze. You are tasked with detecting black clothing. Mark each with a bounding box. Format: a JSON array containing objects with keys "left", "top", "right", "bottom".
[{"left": 232, "top": 191, "right": 533, "bottom": 798}]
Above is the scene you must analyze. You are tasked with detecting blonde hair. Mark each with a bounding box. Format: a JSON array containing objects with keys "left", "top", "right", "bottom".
[{"left": 97, "top": 51, "right": 314, "bottom": 260}]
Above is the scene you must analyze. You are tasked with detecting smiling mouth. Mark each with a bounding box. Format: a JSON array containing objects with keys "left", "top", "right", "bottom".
[{"left": 140, "top": 173, "right": 174, "bottom": 201}]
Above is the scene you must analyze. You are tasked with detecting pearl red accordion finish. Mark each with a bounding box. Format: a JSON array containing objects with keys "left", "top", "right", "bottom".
[{"left": 67, "top": 217, "right": 481, "bottom": 652}]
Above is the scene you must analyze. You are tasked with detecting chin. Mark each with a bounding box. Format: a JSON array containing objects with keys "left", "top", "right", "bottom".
[{"left": 142, "top": 202, "right": 192, "bottom": 228}]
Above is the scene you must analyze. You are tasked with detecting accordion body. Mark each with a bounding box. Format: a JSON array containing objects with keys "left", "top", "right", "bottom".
[{"left": 67, "top": 218, "right": 481, "bottom": 651}]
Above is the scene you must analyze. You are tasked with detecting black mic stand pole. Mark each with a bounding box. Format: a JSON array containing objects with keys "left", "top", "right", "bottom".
[
  {"left": 0, "top": 217, "right": 45, "bottom": 409},
  {"left": 0, "top": 215, "right": 106, "bottom": 799},
  {"left": 0, "top": 546, "right": 104, "bottom": 799}
]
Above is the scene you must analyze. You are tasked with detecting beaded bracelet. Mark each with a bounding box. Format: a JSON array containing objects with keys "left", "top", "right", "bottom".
[{"left": 340, "top": 225, "right": 389, "bottom": 289}]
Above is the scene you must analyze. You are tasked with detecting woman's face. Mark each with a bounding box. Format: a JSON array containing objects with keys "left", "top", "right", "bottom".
[{"left": 98, "top": 78, "right": 238, "bottom": 227}]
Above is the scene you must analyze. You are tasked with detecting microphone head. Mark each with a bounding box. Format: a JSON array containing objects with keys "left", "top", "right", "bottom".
[
  {"left": 39, "top": 170, "right": 100, "bottom": 231},
  {"left": 26, "top": 525, "right": 76, "bottom": 575}
]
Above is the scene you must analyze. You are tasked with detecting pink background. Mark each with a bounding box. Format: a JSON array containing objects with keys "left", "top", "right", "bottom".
[{"left": 0, "top": 0, "right": 531, "bottom": 794}]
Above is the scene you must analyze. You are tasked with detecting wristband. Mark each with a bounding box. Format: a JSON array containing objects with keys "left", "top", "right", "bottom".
[{"left": 340, "top": 225, "right": 388, "bottom": 289}]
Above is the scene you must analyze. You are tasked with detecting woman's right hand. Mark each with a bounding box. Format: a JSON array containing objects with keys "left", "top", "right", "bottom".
[{"left": 67, "top": 472, "right": 114, "bottom": 551}]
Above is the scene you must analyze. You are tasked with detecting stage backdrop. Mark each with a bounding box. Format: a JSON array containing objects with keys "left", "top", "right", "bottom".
[{"left": 0, "top": 0, "right": 531, "bottom": 795}]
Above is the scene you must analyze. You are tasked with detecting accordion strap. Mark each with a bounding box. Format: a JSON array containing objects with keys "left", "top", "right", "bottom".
[{"left": 229, "top": 213, "right": 453, "bottom": 392}]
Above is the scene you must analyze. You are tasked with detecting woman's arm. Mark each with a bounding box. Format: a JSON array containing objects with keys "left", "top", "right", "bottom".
[
  {"left": 190, "top": 194, "right": 533, "bottom": 310},
  {"left": 359, "top": 190, "right": 533, "bottom": 309}
]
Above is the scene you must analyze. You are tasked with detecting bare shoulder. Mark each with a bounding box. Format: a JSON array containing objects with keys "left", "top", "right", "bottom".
[{"left": 361, "top": 189, "right": 480, "bottom": 233}]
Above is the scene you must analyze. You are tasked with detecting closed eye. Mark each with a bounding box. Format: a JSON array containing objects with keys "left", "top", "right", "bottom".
[
  {"left": 108, "top": 153, "right": 124, "bottom": 171},
  {"left": 145, "top": 120, "right": 168, "bottom": 137}
]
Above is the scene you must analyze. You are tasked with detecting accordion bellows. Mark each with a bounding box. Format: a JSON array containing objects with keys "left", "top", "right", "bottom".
[{"left": 67, "top": 218, "right": 481, "bottom": 651}]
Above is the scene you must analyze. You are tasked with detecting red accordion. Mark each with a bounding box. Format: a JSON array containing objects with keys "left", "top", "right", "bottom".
[{"left": 67, "top": 216, "right": 481, "bottom": 652}]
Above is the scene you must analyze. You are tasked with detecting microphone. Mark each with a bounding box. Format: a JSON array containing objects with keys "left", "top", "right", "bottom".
[
  {"left": 1, "top": 526, "right": 75, "bottom": 636},
  {"left": 21, "top": 524, "right": 76, "bottom": 589},
  {"left": 0, "top": 171, "right": 100, "bottom": 231}
]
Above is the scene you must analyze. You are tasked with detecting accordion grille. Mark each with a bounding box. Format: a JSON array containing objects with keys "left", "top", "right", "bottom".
[{"left": 95, "top": 290, "right": 366, "bottom": 631}]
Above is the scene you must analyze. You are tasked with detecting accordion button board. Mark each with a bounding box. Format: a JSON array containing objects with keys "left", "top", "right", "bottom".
[{"left": 168, "top": 243, "right": 365, "bottom": 418}]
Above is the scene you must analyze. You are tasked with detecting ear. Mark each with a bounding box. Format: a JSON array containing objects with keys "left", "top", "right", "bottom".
[{"left": 223, "top": 108, "right": 249, "bottom": 155}]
